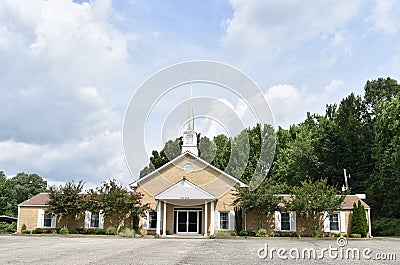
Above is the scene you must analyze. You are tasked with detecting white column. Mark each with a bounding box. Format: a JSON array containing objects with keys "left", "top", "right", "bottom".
[
  {"left": 204, "top": 201, "right": 208, "bottom": 236},
  {"left": 162, "top": 201, "right": 167, "bottom": 236},
  {"left": 368, "top": 208, "right": 372, "bottom": 238},
  {"left": 210, "top": 200, "right": 215, "bottom": 236},
  {"left": 156, "top": 201, "right": 161, "bottom": 235}
]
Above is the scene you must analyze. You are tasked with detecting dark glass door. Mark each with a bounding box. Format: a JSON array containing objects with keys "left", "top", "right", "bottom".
[
  {"left": 177, "top": 211, "right": 187, "bottom": 233},
  {"left": 188, "top": 211, "right": 198, "bottom": 233}
]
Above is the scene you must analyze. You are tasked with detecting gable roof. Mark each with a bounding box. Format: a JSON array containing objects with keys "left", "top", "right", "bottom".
[
  {"left": 19, "top": 193, "right": 50, "bottom": 206},
  {"left": 131, "top": 151, "right": 248, "bottom": 188},
  {"left": 155, "top": 177, "right": 217, "bottom": 200},
  {"left": 340, "top": 195, "right": 370, "bottom": 209}
]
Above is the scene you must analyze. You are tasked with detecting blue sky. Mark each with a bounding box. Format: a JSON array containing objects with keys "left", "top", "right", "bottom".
[{"left": 1, "top": 0, "right": 399, "bottom": 187}]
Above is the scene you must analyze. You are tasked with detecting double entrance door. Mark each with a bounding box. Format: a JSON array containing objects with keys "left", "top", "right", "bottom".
[{"left": 174, "top": 208, "right": 202, "bottom": 235}]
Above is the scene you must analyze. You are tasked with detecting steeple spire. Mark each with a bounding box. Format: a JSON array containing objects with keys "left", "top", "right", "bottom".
[
  {"left": 181, "top": 80, "right": 198, "bottom": 156},
  {"left": 188, "top": 80, "right": 194, "bottom": 131}
]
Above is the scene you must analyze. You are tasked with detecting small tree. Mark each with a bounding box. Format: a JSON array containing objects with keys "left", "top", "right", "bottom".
[
  {"left": 84, "top": 179, "right": 148, "bottom": 233},
  {"left": 234, "top": 206, "right": 243, "bottom": 234},
  {"left": 233, "top": 179, "right": 288, "bottom": 230},
  {"left": 351, "top": 201, "right": 368, "bottom": 237},
  {"left": 48, "top": 180, "right": 85, "bottom": 229},
  {"left": 286, "top": 178, "right": 345, "bottom": 233}
]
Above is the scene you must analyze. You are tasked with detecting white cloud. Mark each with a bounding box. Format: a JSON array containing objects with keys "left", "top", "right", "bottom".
[
  {"left": 0, "top": 0, "right": 133, "bottom": 186},
  {"left": 222, "top": 0, "right": 361, "bottom": 59},
  {"left": 366, "top": 0, "right": 400, "bottom": 34},
  {"left": 265, "top": 80, "right": 345, "bottom": 128}
]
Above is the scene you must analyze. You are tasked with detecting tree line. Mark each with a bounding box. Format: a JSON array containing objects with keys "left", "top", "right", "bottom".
[
  {"left": 0, "top": 171, "right": 47, "bottom": 217},
  {"left": 140, "top": 77, "right": 400, "bottom": 234}
]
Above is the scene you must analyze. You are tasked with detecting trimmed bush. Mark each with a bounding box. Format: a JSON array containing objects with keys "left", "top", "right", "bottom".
[
  {"left": 239, "top": 230, "right": 255, "bottom": 237},
  {"left": 351, "top": 201, "right": 368, "bottom": 237},
  {"left": 22, "top": 230, "right": 31, "bottom": 234},
  {"left": 94, "top": 228, "right": 105, "bottom": 235},
  {"left": 119, "top": 228, "right": 136, "bottom": 238},
  {"left": 215, "top": 230, "right": 235, "bottom": 237},
  {"left": 71, "top": 227, "right": 84, "bottom": 234},
  {"left": 59, "top": 227, "right": 69, "bottom": 234},
  {"left": 312, "top": 230, "right": 322, "bottom": 238},
  {"left": 351, "top": 233, "right": 361, "bottom": 238},
  {"left": 32, "top": 228, "right": 44, "bottom": 234},
  {"left": 256, "top": 229, "right": 268, "bottom": 237},
  {"left": 106, "top": 227, "right": 117, "bottom": 235}
]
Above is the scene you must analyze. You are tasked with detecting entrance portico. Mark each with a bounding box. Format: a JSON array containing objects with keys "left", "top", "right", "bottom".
[{"left": 154, "top": 177, "right": 217, "bottom": 236}]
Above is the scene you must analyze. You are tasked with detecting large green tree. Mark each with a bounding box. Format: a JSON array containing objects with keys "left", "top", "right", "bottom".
[{"left": 0, "top": 172, "right": 15, "bottom": 216}]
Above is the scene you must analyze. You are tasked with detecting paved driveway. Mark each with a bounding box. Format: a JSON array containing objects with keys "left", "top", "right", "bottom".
[{"left": 0, "top": 235, "right": 398, "bottom": 264}]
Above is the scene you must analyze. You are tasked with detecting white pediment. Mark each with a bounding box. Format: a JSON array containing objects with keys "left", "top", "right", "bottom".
[{"left": 154, "top": 178, "right": 217, "bottom": 200}]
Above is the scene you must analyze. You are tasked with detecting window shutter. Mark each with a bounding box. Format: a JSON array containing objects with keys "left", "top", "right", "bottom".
[
  {"left": 142, "top": 211, "right": 149, "bottom": 230},
  {"left": 37, "top": 209, "right": 44, "bottom": 228},
  {"left": 229, "top": 211, "right": 235, "bottom": 231},
  {"left": 214, "top": 211, "right": 220, "bottom": 230},
  {"left": 84, "top": 211, "right": 91, "bottom": 229},
  {"left": 339, "top": 211, "right": 346, "bottom": 233},
  {"left": 51, "top": 214, "right": 57, "bottom": 228},
  {"left": 323, "top": 211, "right": 330, "bottom": 232},
  {"left": 99, "top": 210, "right": 105, "bottom": 229},
  {"left": 274, "top": 211, "right": 281, "bottom": 231},
  {"left": 290, "top": 211, "right": 296, "bottom": 232}
]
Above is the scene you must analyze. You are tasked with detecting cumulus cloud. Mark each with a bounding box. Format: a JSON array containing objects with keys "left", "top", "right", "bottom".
[
  {"left": 265, "top": 80, "right": 345, "bottom": 128},
  {"left": 222, "top": 0, "right": 361, "bottom": 59},
  {"left": 0, "top": 0, "right": 133, "bottom": 186}
]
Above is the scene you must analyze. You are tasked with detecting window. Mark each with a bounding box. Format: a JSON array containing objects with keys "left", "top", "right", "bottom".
[
  {"left": 220, "top": 212, "right": 229, "bottom": 230},
  {"left": 43, "top": 214, "right": 53, "bottom": 228},
  {"left": 90, "top": 211, "right": 100, "bottom": 228},
  {"left": 281, "top": 212, "right": 291, "bottom": 231},
  {"left": 149, "top": 211, "right": 157, "bottom": 229},
  {"left": 330, "top": 212, "right": 339, "bottom": 231}
]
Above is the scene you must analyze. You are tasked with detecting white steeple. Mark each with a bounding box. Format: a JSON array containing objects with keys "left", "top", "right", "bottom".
[{"left": 181, "top": 81, "right": 198, "bottom": 156}]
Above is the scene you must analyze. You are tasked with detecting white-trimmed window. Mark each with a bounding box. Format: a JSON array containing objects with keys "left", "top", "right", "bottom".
[
  {"left": 330, "top": 212, "right": 339, "bottom": 231},
  {"left": 324, "top": 211, "right": 346, "bottom": 233},
  {"left": 220, "top": 212, "right": 229, "bottom": 230},
  {"left": 149, "top": 211, "right": 157, "bottom": 229},
  {"left": 84, "top": 210, "right": 104, "bottom": 229},
  {"left": 142, "top": 210, "right": 160, "bottom": 230},
  {"left": 214, "top": 211, "right": 235, "bottom": 231},
  {"left": 37, "top": 209, "right": 56, "bottom": 228},
  {"left": 275, "top": 211, "right": 296, "bottom": 232},
  {"left": 91, "top": 211, "right": 100, "bottom": 228}
]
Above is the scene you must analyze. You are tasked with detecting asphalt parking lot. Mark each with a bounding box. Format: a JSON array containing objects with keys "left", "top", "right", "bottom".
[{"left": 0, "top": 235, "right": 399, "bottom": 265}]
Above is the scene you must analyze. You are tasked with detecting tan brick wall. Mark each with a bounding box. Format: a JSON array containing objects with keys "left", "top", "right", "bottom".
[{"left": 18, "top": 206, "right": 43, "bottom": 232}]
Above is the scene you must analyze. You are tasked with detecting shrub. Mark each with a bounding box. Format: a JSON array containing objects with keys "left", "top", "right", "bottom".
[
  {"left": 351, "top": 201, "right": 368, "bottom": 237},
  {"left": 7, "top": 222, "right": 17, "bottom": 233},
  {"left": 239, "top": 230, "right": 255, "bottom": 237},
  {"left": 119, "top": 228, "right": 136, "bottom": 238},
  {"left": 0, "top": 222, "right": 9, "bottom": 232},
  {"left": 215, "top": 230, "right": 235, "bottom": 237},
  {"left": 71, "top": 227, "right": 84, "bottom": 234},
  {"left": 94, "top": 228, "right": 105, "bottom": 235},
  {"left": 256, "top": 229, "right": 268, "bottom": 237},
  {"left": 43, "top": 229, "right": 52, "bottom": 234},
  {"left": 59, "top": 227, "right": 69, "bottom": 234},
  {"left": 22, "top": 230, "right": 31, "bottom": 234},
  {"left": 32, "top": 228, "right": 44, "bottom": 234},
  {"left": 106, "top": 227, "right": 117, "bottom": 235},
  {"left": 312, "top": 230, "right": 322, "bottom": 238},
  {"left": 269, "top": 231, "right": 279, "bottom": 237},
  {"left": 351, "top": 233, "right": 361, "bottom": 238},
  {"left": 372, "top": 217, "right": 400, "bottom": 236}
]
